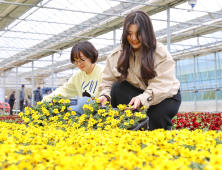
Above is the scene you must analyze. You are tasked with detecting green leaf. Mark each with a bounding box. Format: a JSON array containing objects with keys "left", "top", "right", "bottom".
[{"left": 141, "top": 143, "right": 147, "bottom": 149}]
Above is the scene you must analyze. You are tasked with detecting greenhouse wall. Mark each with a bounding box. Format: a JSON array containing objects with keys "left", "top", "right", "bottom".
[{"left": 177, "top": 51, "right": 222, "bottom": 112}]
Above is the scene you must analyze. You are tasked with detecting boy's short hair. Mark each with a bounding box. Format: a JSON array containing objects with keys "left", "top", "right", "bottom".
[{"left": 70, "top": 41, "right": 98, "bottom": 64}]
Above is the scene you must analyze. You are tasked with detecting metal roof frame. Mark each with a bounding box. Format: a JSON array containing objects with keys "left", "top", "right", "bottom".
[
  {"left": 0, "top": 0, "right": 222, "bottom": 83},
  {"left": 0, "top": 0, "right": 187, "bottom": 73}
]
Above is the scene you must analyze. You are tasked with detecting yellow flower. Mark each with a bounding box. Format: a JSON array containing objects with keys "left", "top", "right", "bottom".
[
  {"left": 104, "top": 125, "right": 111, "bottom": 130},
  {"left": 125, "top": 110, "right": 132, "bottom": 117},
  {"left": 24, "top": 117, "right": 30, "bottom": 123},
  {"left": 53, "top": 109, "right": 59, "bottom": 114},
  {"left": 24, "top": 107, "right": 29, "bottom": 111},
  {"left": 71, "top": 111, "right": 76, "bottom": 116},
  {"left": 65, "top": 112, "right": 70, "bottom": 117},
  {"left": 130, "top": 119, "right": 134, "bottom": 124},
  {"left": 65, "top": 99, "right": 70, "bottom": 103},
  {"left": 68, "top": 119, "right": 72, "bottom": 124},
  {"left": 54, "top": 116, "right": 58, "bottom": 121},
  {"left": 90, "top": 107, "right": 94, "bottom": 112},
  {"left": 58, "top": 94, "right": 61, "bottom": 96},
  {"left": 18, "top": 112, "right": 23, "bottom": 117},
  {"left": 25, "top": 110, "right": 30, "bottom": 116},
  {"left": 120, "top": 115, "right": 125, "bottom": 120},
  {"left": 37, "top": 101, "right": 42, "bottom": 105},
  {"left": 94, "top": 98, "right": 100, "bottom": 103},
  {"left": 59, "top": 98, "right": 65, "bottom": 103},
  {"left": 141, "top": 114, "right": 146, "bottom": 118},
  {"left": 60, "top": 106, "right": 66, "bottom": 112},
  {"left": 104, "top": 101, "right": 109, "bottom": 105},
  {"left": 117, "top": 104, "right": 126, "bottom": 111},
  {"left": 124, "top": 122, "right": 129, "bottom": 126},
  {"left": 135, "top": 112, "right": 142, "bottom": 117},
  {"left": 83, "top": 104, "right": 89, "bottom": 110},
  {"left": 98, "top": 109, "right": 105, "bottom": 115},
  {"left": 141, "top": 106, "right": 147, "bottom": 110}
]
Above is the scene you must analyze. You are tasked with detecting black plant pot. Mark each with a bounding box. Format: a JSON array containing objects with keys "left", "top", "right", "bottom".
[{"left": 127, "top": 117, "right": 149, "bottom": 131}]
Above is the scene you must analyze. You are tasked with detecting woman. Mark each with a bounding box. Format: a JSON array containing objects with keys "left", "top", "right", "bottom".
[
  {"left": 9, "top": 91, "right": 16, "bottom": 115},
  {"left": 99, "top": 11, "right": 181, "bottom": 130},
  {"left": 43, "top": 41, "right": 104, "bottom": 116}
]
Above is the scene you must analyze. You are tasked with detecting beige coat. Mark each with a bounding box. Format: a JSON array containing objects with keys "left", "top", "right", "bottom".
[{"left": 98, "top": 42, "right": 180, "bottom": 109}]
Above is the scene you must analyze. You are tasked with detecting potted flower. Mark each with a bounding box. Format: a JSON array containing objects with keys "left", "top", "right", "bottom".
[{"left": 19, "top": 95, "right": 149, "bottom": 131}]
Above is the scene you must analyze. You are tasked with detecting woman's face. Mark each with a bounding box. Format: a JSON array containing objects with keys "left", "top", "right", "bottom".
[
  {"left": 73, "top": 51, "right": 94, "bottom": 74},
  {"left": 127, "top": 24, "right": 142, "bottom": 52}
]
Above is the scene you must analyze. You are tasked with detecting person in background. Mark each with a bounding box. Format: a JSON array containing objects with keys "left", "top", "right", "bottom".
[
  {"left": 34, "top": 87, "right": 43, "bottom": 105},
  {"left": 99, "top": 11, "right": 181, "bottom": 131},
  {"left": 9, "top": 91, "right": 16, "bottom": 115},
  {"left": 43, "top": 41, "right": 104, "bottom": 116},
  {"left": 5, "top": 96, "right": 9, "bottom": 103},
  {"left": 28, "top": 95, "right": 32, "bottom": 107},
  {"left": 47, "top": 90, "right": 51, "bottom": 94},
  {"left": 19, "top": 84, "right": 26, "bottom": 112},
  {"left": 24, "top": 99, "right": 29, "bottom": 108}
]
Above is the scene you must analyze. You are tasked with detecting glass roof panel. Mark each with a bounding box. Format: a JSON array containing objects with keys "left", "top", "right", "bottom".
[
  {"left": 0, "top": 0, "right": 121, "bottom": 60},
  {"left": 0, "top": 0, "right": 221, "bottom": 85}
]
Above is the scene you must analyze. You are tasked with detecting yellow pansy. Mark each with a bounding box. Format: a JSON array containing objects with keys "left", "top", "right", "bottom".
[{"left": 130, "top": 119, "right": 134, "bottom": 124}]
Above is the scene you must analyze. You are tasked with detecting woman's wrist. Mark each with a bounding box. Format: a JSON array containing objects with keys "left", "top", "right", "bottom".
[{"left": 101, "top": 95, "right": 110, "bottom": 102}]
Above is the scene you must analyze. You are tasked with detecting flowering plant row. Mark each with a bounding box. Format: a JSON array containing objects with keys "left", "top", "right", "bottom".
[
  {"left": 0, "top": 115, "right": 22, "bottom": 124},
  {"left": 19, "top": 95, "right": 74, "bottom": 127},
  {"left": 18, "top": 95, "right": 148, "bottom": 130},
  {"left": 1, "top": 122, "right": 222, "bottom": 170},
  {"left": 172, "top": 112, "right": 222, "bottom": 131}
]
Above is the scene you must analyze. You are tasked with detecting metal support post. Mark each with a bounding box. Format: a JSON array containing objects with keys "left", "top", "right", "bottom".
[
  {"left": 52, "top": 54, "right": 54, "bottom": 92},
  {"left": 175, "top": 60, "right": 178, "bottom": 78},
  {"left": 194, "top": 57, "right": 196, "bottom": 111},
  {"left": 167, "top": 4, "right": 171, "bottom": 52},
  {"left": 113, "top": 28, "right": 116, "bottom": 48},
  {"left": 3, "top": 71, "right": 5, "bottom": 114},
  {"left": 32, "top": 61, "right": 34, "bottom": 106},
  {"left": 215, "top": 52, "right": 218, "bottom": 111},
  {"left": 7, "top": 16, "right": 9, "bottom": 31}
]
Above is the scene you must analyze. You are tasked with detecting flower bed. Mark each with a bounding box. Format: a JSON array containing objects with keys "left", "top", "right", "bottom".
[
  {"left": 0, "top": 115, "right": 22, "bottom": 124},
  {"left": 1, "top": 99, "right": 222, "bottom": 169},
  {"left": 173, "top": 112, "right": 222, "bottom": 131},
  {"left": 0, "top": 122, "right": 222, "bottom": 170},
  {"left": 18, "top": 95, "right": 148, "bottom": 131}
]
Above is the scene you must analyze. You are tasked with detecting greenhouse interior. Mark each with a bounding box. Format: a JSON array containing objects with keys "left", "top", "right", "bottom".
[
  {"left": 0, "top": 0, "right": 222, "bottom": 114},
  {"left": 1, "top": 1, "right": 222, "bottom": 170}
]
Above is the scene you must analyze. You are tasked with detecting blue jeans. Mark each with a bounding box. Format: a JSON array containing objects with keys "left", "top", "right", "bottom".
[{"left": 69, "top": 97, "right": 92, "bottom": 116}]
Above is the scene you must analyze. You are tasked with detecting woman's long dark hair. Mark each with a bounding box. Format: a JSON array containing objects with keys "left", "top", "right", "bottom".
[{"left": 117, "top": 11, "right": 156, "bottom": 86}]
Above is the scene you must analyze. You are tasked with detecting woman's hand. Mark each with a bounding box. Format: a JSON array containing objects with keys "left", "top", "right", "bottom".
[
  {"left": 99, "top": 96, "right": 107, "bottom": 105},
  {"left": 128, "top": 97, "right": 141, "bottom": 110}
]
